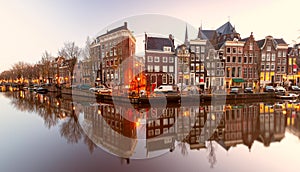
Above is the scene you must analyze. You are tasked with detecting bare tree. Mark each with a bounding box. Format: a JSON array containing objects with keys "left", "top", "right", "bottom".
[{"left": 58, "top": 42, "right": 81, "bottom": 85}]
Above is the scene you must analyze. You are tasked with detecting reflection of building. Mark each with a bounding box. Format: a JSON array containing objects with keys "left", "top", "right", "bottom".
[
  {"left": 146, "top": 107, "right": 176, "bottom": 153},
  {"left": 242, "top": 104, "right": 260, "bottom": 149},
  {"left": 258, "top": 103, "right": 285, "bottom": 146},
  {"left": 83, "top": 104, "right": 137, "bottom": 158}
]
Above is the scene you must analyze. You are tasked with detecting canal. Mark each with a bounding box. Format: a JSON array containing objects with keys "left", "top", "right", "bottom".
[{"left": 0, "top": 90, "right": 300, "bottom": 172}]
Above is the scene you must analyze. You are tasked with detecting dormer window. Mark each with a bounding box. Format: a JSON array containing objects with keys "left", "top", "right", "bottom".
[{"left": 163, "top": 46, "right": 171, "bottom": 52}]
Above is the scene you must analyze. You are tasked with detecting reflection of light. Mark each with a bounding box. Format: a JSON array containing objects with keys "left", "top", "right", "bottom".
[
  {"left": 56, "top": 102, "right": 60, "bottom": 106},
  {"left": 283, "top": 110, "right": 287, "bottom": 115},
  {"left": 135, "top": 118, "right": 141, "bottom": 127},
  {"left": 73, "top": 106, "right": 75, "bottom": 110},
  {"left": 211, "top": 114, "right": 216, "bottom": 120},
  {"left": 184, "top": 111, "right": 189, "bottom": 116},
  {"left": 98, "top": 110, "right": 101, "bottom": 115}
]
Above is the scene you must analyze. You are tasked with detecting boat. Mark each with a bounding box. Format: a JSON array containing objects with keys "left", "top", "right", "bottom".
[
  {"left": 276, "top": 93, "right": 299, "bottom": 99},
  {"left": 36, "top": 87, "right": 48, "bottom": 94}
]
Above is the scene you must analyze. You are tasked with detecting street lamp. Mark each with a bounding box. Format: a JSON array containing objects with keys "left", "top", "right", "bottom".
[{"left": 137, "top": 77, "right": 141, "bottom": 97}]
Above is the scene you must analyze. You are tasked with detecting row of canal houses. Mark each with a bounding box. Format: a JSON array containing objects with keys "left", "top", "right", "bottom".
[{"left": 75, "top": 21, "right": 300, "bottom": 93}]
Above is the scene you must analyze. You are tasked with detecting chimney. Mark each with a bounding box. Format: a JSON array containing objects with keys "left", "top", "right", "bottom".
[{"left": 124, "top": 22, "right": 127, "bottom": 29}]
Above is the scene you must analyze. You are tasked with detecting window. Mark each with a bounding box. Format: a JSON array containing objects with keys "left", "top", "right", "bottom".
[
  {"left": 237, "top": 67, "right": 241, "bottom": 77},
  {"left": 238, "top": 47, "right": 243, "bottom": 54},
  {"left": 163, "top": 66, "right": 168, "bottom": 72},
  {"left": 266, "top": 64, "right": 270, "bottom": 70},
  {"left": 190, "top": 46, "right": 195, "bottom": 52},
  {"left": 262, "top": 53, "right": 266, "bottom": 61},
  {"left": 249, "top": 56, "right": 252, "bottom": 64},
  {"left": 154, "top": 65, "right": 160, "bottom": 72},
  {"left": 227, "top": 56, "right": 230, "bottom": 62},
  {"left": 154, "top": 56, "right": 160, "bottom": 62},
  {"left": 277, "top": 66, "right": 280, "bottom": 72},
  {"left": 267, "top": 46, "right": 271, "bottom": 51},
  {"left": 278, "top": 51, "right": 281, "bottom": 57},
  {"left": 169, "top": 75, "right": 173, "bottom": 84},
  {"left": 169, "top": 66, "right": 174, "bottom": 72},
  {"left": 281, "top": 66, "right": 285, "bottom": 72},
  {"left": 261, "top": 64, "right": 265, "bottom": 70},
  {"left": 164, "top": 46, "right": 171, "bottom": 52},
  {"left": 196, "top": 46, "right": 200, "bottom": 53},
  {"left": 147, "top": 56, "right": 153, "bottom": 62},
  {"left": 169, "top": 57, "right": 174, "bottom": 63},
  {"left": 191, "top": 54, "right": 195, "bottom": 61},
  {"left": 226, "top": 67, "right": 231, "bottom": 77},
  {"left": 266, "top": 53, "right": 270, "bottom": 61},
  {"left": 232, "top": 56, "right": 236, "bottom": 63},
  {"left": 163, "top": 57, "right": 168, "bottom": 63},
  {"left": 231, "top": 67, "right": 236, "bottom": 77},
  {"left": 233, "top": 48, "right": 237, "bottom": 54},
  {"left": 238, "top": 56, "right": 242, "bottom": 63},
  {"left": 244, "top": 56, "right": 247, "bottom": 63},
  {"left": 244, "top": 68, "right": 248, "bottom": 78},
  {"left": 283, "top": 51, "right": 286, "bottom": 57},
  {"left": 196, "top": 55, "right": 200, "bottom": 61},
  {"left": 200, "top": 46, "right": 205, "bottom": 53},
  {"left": 162, "top": 74, "right": 167, "bottom": 84},
  {"left": 271, "top": 63, "right": 275, "bottom": 70},
  {"left": 191, "top": 64, "right": 195, "bottom": 72},
  {"left": 249, "top": 43, "right": 253, "bottom": 50},
  {"left": 271, "top": 53, "right": 275, "bottom": 61},
  {"left": 196, "top": 63, "right": 200, "bottom": 72},
  {"left": 200, "top": 54, "right": 205, "bottom": 61},
  {"left": 227, "top": 47, "right": 231, "bottom": 53},
  {"left": 147, "top": 65, "right": 153, "bottom": 72}
]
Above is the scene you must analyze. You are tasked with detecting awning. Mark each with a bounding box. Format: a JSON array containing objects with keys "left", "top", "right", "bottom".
[{"left": 232, "top": 78, "right": 244, "bottom": 83}]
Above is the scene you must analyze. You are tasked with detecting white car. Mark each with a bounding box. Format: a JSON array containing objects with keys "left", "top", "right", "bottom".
[
  {"left": 275, "top": 86, "right": 286, "bottom": 93},
  {"left": 89, "top": 85, "right": 112, "bottom": 94}
]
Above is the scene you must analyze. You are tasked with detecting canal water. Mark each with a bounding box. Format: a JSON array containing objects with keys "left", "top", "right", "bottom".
[{"left": 1, "top": 91, "right": 300, "bottom": 172}]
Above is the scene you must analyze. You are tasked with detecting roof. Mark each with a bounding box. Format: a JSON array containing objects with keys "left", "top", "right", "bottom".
[
  {"left": 98, "top": 22, "right": 128, "bottom": 38},
  {"left": 216, "top": 22, "right": 236, "bottom": 35},
  {"left": 198, "top": 30, "right": 217, "bottom": 40},
  {"left": 146, "top": 36, "right": 174, "bottom": 52},
  {"left": 256, "top": 39, "right": 265, "bottom": 48},
  {"left": 274, "top": 38, "right": 287, "bottom": 45}
]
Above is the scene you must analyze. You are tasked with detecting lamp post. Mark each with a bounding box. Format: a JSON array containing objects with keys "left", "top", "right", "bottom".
[{"left": 137, "top": 77, "right": 141, "bottom": 97}]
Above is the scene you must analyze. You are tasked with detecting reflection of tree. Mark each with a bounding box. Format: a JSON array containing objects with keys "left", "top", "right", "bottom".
[
  {"left": 83, "top": 135, "right": 97, "bottom": 154},
  {"left": 178, "top": 141, "right": 188, "bottom": 156},
  {"left": 60, "top": 113, "right": 83, "bottom": 144},
  {"left": 207, "top": 140, "right": 217, "bottom": 168}
]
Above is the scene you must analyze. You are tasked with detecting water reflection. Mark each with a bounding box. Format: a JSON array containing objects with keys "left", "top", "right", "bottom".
[{"left": 4, "top": 91, "right": 300, "bottom": 164}]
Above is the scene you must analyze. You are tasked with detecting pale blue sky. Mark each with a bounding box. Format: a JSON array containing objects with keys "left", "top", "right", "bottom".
[{"left": 1, "top": 0, "right": 300, "bottom": 72}]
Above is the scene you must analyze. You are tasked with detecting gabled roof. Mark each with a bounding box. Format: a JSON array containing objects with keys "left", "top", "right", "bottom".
[
  {"left": 198, "top": 30, "right": 217, "bottom": 40},
  {"left": 216, "top": 22, "right": 236, "bottom": 35},
  {"left": 98, "top": 22, "right": 128, "bottom": 38},
  {"left": 274, "top": 38, "right": 287, "bottom": 45},
  {"left": 146, "top": 36, "right": 174, "bottom": 52},
  {"left": 256, "top": 39, "right": 265, "bottom": 48}
]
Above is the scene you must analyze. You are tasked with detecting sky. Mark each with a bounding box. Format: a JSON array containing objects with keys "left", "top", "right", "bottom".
[{"left": 1, "top": 0, "right": 300, "bottom": 72}]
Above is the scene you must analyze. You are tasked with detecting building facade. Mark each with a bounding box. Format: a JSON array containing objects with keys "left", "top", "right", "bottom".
[{"left": 145, "top": 34, "right": 176, "bottom": 91}]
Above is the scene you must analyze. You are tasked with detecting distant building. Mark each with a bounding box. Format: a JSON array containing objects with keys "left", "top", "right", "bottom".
[
  {"left": 91, "top": 22, "right": 136, "bottom": 88},
  {"left": 257, "top": 36, "right": 288, "bottom": 87},
  {"left": 144, "top": 34, "right": 176, "bottom": 91},
  {"left": 241, "top": 32, "right": 261, "bottom": 89}
]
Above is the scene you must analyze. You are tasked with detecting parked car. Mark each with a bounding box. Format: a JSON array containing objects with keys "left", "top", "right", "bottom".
[
  {"left": 244, "top": 87, "right": 253, "bottom": 93},
  {"left": 264, "top": 86, "right": 275, "bottom": 92},
  {"left": 230, "top": 87, "right": 239, "bottom": 94},
  {"left": 275, "top": 86, "right": 286, "bottom": 93},
  {"left": 154, "top": 85, "right": 178, "bottom": 93},
  {"left": 78, "top": 84, "right": 91, "bottom": 90},
  {"left": 290, "top": 85, "right": 300, "bottom": 91},
  {"left": 96, "top": 85, "right": 112, "bottom": 94}
]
